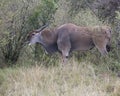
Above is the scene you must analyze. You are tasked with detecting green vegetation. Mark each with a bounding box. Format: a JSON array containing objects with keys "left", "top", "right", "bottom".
[
  {"left": 0, "top": 0, "right": 59, "bottom": 65},
  {"left": 0, "top": 60, "right": 120, "bottom": 96},
  {"left": 0, "top": 0, "right": 120, "bottom": 95}
]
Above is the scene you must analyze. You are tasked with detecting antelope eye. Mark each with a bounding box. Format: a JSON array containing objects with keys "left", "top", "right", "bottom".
[{"left": 32, "top": 32, "right": 36, "bottom": 35}]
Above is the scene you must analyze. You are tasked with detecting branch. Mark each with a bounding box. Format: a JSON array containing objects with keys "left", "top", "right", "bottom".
[{"left": 85, "top": 0, "right": 98, "bottom": 18}]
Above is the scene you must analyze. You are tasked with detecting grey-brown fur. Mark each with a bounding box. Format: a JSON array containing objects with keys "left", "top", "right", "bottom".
[
  {"left": 29, "top": 23, "right": 112, "bottom": 61},
  {"left": 56, "top": 23, "right": 111, "bottom": 60}
]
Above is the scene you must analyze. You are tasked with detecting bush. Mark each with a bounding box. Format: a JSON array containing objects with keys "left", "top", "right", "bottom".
[{"left": 0, "top": 0, "right": 59, "bottom": 66}]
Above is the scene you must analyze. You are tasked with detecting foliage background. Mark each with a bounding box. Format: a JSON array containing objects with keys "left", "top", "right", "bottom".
[
  {"left": 0, "top": 0, "right": 120, "bottom": 68},
  {"left": 0, "top": 0, "right": 120, "bottom": 95}
]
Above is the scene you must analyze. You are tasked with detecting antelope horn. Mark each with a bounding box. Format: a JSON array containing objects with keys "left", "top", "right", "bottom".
[{"left": 35, "top": 23, "right": 49, "bottom": 32}]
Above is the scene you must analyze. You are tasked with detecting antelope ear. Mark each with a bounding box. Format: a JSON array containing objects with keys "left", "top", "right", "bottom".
[
  {"left": 35, "top": 24, "right": 49, "bottom": 32},
  {"left": 33, "top": 30, "right": 39, "bottom": 33}
]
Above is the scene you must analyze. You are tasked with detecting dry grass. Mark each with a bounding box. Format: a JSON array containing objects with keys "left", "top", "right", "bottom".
[{"left": 0, "top": 60, "right": 120, "bottom": 96}]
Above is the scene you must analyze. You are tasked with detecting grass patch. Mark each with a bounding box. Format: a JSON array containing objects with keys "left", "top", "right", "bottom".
[{"left": 0, "top": 60, "right": 120, "bottom": 96}]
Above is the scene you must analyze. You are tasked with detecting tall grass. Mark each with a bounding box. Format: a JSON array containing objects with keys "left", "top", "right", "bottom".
[{"left": 0, "top": 60, "right": 120, "bottom": 96}]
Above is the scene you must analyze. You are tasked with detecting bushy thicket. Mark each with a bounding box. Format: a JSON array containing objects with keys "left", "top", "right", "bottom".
[
  {"left": 0, "top": 0, "right": 58, "bottom": 66},
  {"left": 0, "top": 0, "right": 120, "bottom": 72}
]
